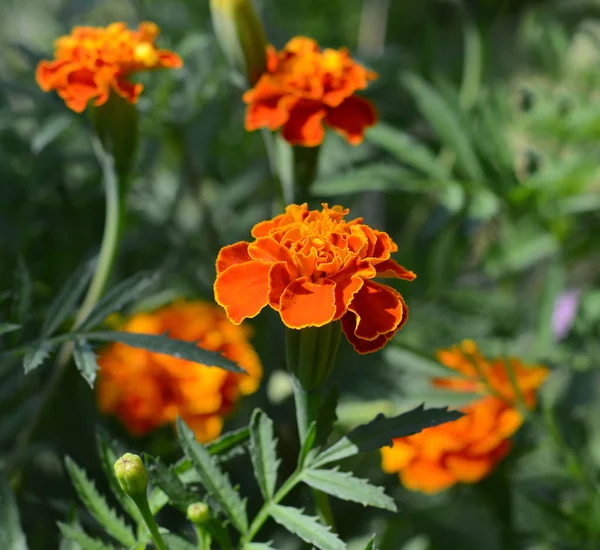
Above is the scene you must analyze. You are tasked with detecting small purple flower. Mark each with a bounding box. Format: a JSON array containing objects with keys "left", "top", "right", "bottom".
[{"left": 552, "top": 290, "right": 581, "bottom": 341}]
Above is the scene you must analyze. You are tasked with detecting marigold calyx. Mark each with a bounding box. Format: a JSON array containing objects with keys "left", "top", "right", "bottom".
[{"left": 114, "top": 453, "right": 148, "bottom": 497}]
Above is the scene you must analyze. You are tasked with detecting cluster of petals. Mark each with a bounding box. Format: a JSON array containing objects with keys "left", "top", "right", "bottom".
[
  {"left": 243, "top": 37, "right": 378, "bottom": 146},
  {"left": 214, "top": 203, "right": 415, "bottom": 354},
  {"left": 97, "top": 300, "right": 262, "bottom": 443},
  {"left": 381, "top": 341, "right": 549, "bottom": 493},
  {"left": 36, "top": 22, "right": 182, "bottom": 112}
]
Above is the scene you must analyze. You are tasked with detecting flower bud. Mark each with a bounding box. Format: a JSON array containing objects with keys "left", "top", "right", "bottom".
[
  {"left": 210, "top": 0, "right": 267, "bottom": 85},
  {"left": 187, "top": 502, "right": 210, "bottom": 525},
  {"left": 114, "top": 453, "right": 148, "bottom": 497}
]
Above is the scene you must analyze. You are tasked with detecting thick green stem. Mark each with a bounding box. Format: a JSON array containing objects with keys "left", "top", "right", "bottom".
[{"left": 134, "top": 495, "right": 168, "bottom": 550}]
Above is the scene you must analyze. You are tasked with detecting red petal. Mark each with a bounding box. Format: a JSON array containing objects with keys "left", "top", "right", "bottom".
[
  {"left": 325, "top": 95, "right": 377, "bottom": 145},
  {"left": 214, "top": 261, "right": 271, "bottom": 324},
  {"left": 279, "top": 277, "right": 336, "bottom": 328},
  {"left": 375, "top": 259, "right": 417, "bottom": 280},
  {"left": 216, "top": 242, "right": 251, "bottom": 274},
  {"left": 281, "top": 100, "right": 327, "bottom": 147},
  {"left": 333, "top": 275, "right": 364, "bottom": 320},
  {"left": 267, "top": 263, "right": 292, "bottom": 310}
]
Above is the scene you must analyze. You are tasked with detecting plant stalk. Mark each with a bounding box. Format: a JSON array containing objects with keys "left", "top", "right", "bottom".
[{"left": 134, "top": 495, "right": 168, "bottom": 550}]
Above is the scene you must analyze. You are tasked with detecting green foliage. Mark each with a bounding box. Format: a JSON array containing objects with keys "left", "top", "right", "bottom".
[
  {"left": 72, "top": 338, "right": 98, "bottom": 388},
  {"left": 145, "top": 456, "right": 197, "bottom": 511},
  {"left": 57, "top": 523, "right": 117, "bottom": 550},
  {"left": 249, "top": 409, "right": 280, "bottom": 500},
  {"left": 64, "top": 456, "right": 136, "bottom": 547},
  {"left": 0, "top": 474, "right": 27, "bottom": 550},
  {"left": 176, "top": 418, "right": 249, "bottom": 534}
]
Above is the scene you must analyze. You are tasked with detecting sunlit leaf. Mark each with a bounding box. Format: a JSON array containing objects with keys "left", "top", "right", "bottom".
[
  {"left": 249, "top": 409, "right": 280, "bottom": 500},
  {"left": 72, "top": 339, "right": 98, "bottom": 388}
]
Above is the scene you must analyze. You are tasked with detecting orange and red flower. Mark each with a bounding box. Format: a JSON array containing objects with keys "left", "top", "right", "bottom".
[
  {"left": 381, "top": 341, "right": 549, "bottom": 493},
  {"left": 97, "top": 300, "right": 262, "bottom": 443},
  {"left": 243, "top": 37, "right": 378, "bottom": 147},
  {"left": 36, "top": 22, "right": 182, "bottom": 112},
  {"left": 214, "top": 203, "right": 415, "bottom": 354}
]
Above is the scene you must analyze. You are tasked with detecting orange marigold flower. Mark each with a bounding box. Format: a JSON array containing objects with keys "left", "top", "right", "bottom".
[
  {"left": 381, "top": 343, "right": 548, "bottom": 493},
  {"left": 96, "top": 300, "right": 262, "bottom": 443},
  {"left": 214, "top": 203, "right": 416, "bottom": 354},
  {"left": 243, "top": 36, "right": 378, "bottom": 147},
  {"left": 36, "top": 22, "right": 182, "bottom": 113}
]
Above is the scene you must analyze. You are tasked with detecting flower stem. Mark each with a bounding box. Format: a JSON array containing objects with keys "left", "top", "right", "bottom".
[{"left": 134, "top": 495, "right": 168, "bottom": 550}]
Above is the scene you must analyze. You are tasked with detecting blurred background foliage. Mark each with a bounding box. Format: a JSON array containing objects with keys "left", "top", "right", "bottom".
[{"left": 3, "top": 0, "right": 600, "bottom": 548}]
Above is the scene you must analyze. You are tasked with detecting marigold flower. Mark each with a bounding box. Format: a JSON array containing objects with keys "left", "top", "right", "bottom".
[
  {"left": 97, "top": 300, "right": 262, "bottom": 442},
  {"left": 381, "top": 342, "right": 548, "bottom": 493},
  {"left": 214, "top": 203, "right": 415, "bottom": 354},
  {"left": 36, "top": 22, "right": 182, "bottom": 112},
  {"left": 243, "top": 37, "right": 378, "bottom": 146}
]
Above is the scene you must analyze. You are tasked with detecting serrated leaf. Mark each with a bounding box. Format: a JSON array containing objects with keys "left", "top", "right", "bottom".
[
  {"left": 0, "top": 473, "right": 28, "bottom": 550},
  {"left": 41, "top": 259, "right": 95, "bottom": 337},
  {"left": 57, "top": 523, "right": 115, "bottom": 550},
  {"left": 23, "top": 341, "right": 54, "bottom": 374},
  {"left": 58, "top": 506, "right": 81, "bottom": 550},
  {"left": 95, "top": 430, "right": 141, "bottom": 523},
  {"left": 207, "top": 426, "right": 250, "bottom": 457},
  {"left": 298, "top": 422, "right": 317, "bottom": 467},
  {"left": 365, "top": 123, "right": 449, "bottom": 180},
  {"left": 85, "top": 332, "right": 245, "bottom": 373},
  {"left": 64, "top": 456, "right": 135, "bottom": 547},
  {"left": 312, "top": 405, "right": 463, "bottom": 468},
  {"left": 0, "top": 323, "right": 21, "bottom": 336},
  {"left": 80, "top": 272, "right": 159, "bottom": 331},
  {"left": 176, "top": 418, "right": 248, "bottom": 533},
  {"left": 302, "top": 468, "right": 396, "bottom": 511},
  {"left": 269, "top": 504, "right": 345, "bottom": 550},
  {"left": 161, "top": 534, "right": 196, "bottom": 550},
  {"left": 145, "top": 456, "right": 196, "bottom": 511},
  {"left": 315, "top": 387, "right": 339, "bottom": 449},
  {"left": 402, "top": 73, "right": 484, "bottom": 182},
  {"left": 249, "top": 409, "right": 280, "bottom": 500},
  {"left": 364, "top": 535, "right": 378, "bottom": 550},
  {"left": 72, "top": 339, "right": 98, "bottom": 388}
]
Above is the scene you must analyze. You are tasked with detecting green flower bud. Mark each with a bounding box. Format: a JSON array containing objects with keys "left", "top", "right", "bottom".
[
  {"left": 114, "top": 453, "right": 148, "bottom": 497},
  {"left": 187, "top": 502, "right": 210, "bottom": 525}
]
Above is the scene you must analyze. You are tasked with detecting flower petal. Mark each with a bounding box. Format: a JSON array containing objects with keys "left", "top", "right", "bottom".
[
  {"left": 214, "top": 261, "right": 271, "bottom": 324},
  {"left": 216, "top": 242, "right": 251, "bottom": 274},
  {"left": 375, "top": 259, "right": 417, "bottom": 280},
  {"left": 268, "top": 263, "right": 292, "bottom": 310},
  {"left": 243, "top": 76, "right": 289, "bottom": 131},
  {"left": 445, "top": 454, "right": 494, "bottom": 483},
  {"left": 279, "top": 277, "right": 336, "bottom": 328},
  {"left": 325, "top": 95, "right": 377, "bottom": 145},
  {"left": 248, "top": 236, "right": 295, "bottom": 267},
  {"left": 333, "top": 275, "right": 364, "bottom": 320},
  {"left": 281, "top": 100, "right": 327, "bottom": 147},
  {"left": 400, "top": 460, "right": 457, "bottom": 494}
]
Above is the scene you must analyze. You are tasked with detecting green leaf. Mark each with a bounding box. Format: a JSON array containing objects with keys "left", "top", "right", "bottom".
[
  {"left": 269, "top": 504, "right": 345, "bottom": 550},
  {"left": 57, "top": 523, "right": 116, "bottom": 550},
  {"left": 302, "top": 468, "right": 396, "bottom": 511},
  {"left": 365, "top": 123, "right": 449, "bottom": 180},
  {"left": 72, "top": 339, "right": 98, "bottom": 388},
  {"left": 85, "top": 332, "right": 245, "bottom": 373},
  {"left": 244, "top": 544, "right": 274, "bottom": 549},
  {"left": 249, "top": 410, "right": 280, "bottom": 500},
  {"left": 161, "top": 534, "right": 196, "bottom": 550},
  {"left": 384, "top": 346, "right": 461, "bottom": 378},
  {"left": 402, "top": 73, "right": 484, "bottom": 182},
  {"left": 312, "top": 405, "right": 463, "bottom": 468},
  {"left": 31, "top": 114, "right": 73, "bottom": 154},
  {"left": 11, "top": 257, "right": 32, "bottom": 325},
  {"left": 64, "top": 456, "right": 135, "bottom": 547},
  {"left": 41, "top": 259, "right": 95, "bottom": 337},
  {"left": 315, "top": 387, "right": 339, "bottom": 449},
  {"left": 298, "top": 422, "right": 317, "bottom": 467},
  {"left": 95, "top": 430, "right": 141, "bottom": 523},
  {"left": 58, "top": 506, "right": 82, "bottom": 550},
  {"left": 80, "top": 272, "right": 159, "bottom": 331},
  {"left": 0, "top": 323, "right": 21, "bottom": 336},
  {"left": 207, "top": 426, "right": 250, "bottom": 458},
  {"left": 145, "top": 456, "right": 196, "bottom": 511},
  {"left": 23, "top": 341, "right": 54, "bottom": 374},
  {"left": 0, "top": 473, "right": 28, "bottom": 550},
  {"left": 176, "top": 418, "right": 248, "bottom": 533},
  {"left": 364, "top": 535, "right": 378, "bottom": 550}
]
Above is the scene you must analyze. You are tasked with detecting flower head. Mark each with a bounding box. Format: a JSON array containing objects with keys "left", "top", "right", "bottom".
[
  {"left": 381, "top": 342, "right": 548, "bottom": 493},
  {"left": 97, "top": 300, "right": 262, "bottom": 442},
  {"left": 36, "top": 22, "right": 182, "bottom": 112},
  {"left": 243, "top": 37, "right": 377, "bottom": 146},
  {"left": 214, "top": 203, "right": 415, "bottom": 354},
  {"left": 114, "top": 453, "right": 148, "bottom": 497}
]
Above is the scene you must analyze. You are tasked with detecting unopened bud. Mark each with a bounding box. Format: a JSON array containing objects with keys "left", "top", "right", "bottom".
[
  {"left": 210, "top": 0, "right": 267, "bottom": 85},
  {"left": 114, "top": 453, "right": 148, "bottom": 497},
  {"left": 187, "top": 502, "right": 210, "bottom": 525}
]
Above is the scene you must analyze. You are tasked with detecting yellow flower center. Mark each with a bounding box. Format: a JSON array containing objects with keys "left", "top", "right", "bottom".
[{"left": 134, "top": 42, "right": 159, "bottom": 66}]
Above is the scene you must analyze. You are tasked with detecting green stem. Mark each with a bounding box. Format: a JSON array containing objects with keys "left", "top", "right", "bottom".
[
  {"left": 134, "top": 496, "right": 168, "bottom": 550},
  {"left": 292, "top": 379, "right": 322, "bottom": 446}
]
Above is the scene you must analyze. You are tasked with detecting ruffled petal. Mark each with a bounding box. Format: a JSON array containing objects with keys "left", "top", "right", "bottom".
[
  {"left": 248, "top": 236, "right": 296, "bottom": 269},
  {"left": 375, "top": 259, "right": 417, "bottom": 280},
  {"left": 445, "top": 454, "right": 493, "bottom": 483},
  {"left": 400, "top": 460, "right": 457, "bottom": 494},
  {"left": 325, "top": 95, "right": 377, "bottom": 145},
  {"left": 333, "top": 274, "right": 364, "bottom": 320},
  {"left": 243, "top": 76, "right": 289, "bottom": 131},
  {"left": 281, "top": 100, "right": 327, "bottom": 147},
  {"left": 279, "top": 277, "right": 337, "bottom": 328},
  {"left": 214, "top": 261, "right": 271, "bottom": 324},
  {"left": 216, "top": 242, "right": 251, "bottom": 274},
  {"left": 268, "top": 262, "right": 292, "bottom": 310}
]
